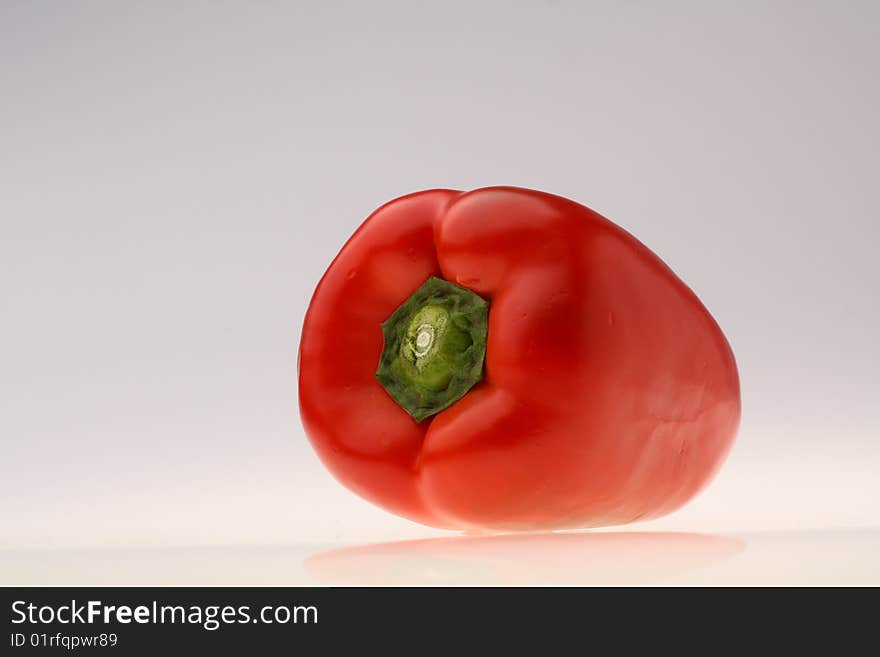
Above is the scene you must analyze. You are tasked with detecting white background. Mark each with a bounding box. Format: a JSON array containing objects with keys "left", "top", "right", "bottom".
[{"left": 2, "top": 1, "right": 878, "bottom": 584}]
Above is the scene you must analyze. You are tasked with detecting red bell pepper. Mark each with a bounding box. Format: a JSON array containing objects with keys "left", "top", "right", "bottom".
[{"left": 298, "top": 187, "right": 740, "bottom": 530}]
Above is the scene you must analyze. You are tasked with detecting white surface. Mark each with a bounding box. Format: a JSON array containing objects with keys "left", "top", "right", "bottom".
[
  {"left": 1, "top": 2, "right": 879, "bottom": 585},
  {"left": 3, "top": 529, "right": 878, "bottom": 586}
]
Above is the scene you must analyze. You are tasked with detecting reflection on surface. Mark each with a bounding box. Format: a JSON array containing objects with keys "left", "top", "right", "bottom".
[
  {"left": 305, "top": 531, "right": 745, "bottom": 585},
  {"left": 3, "top": 528, "right": 876, "bottom": 584}
]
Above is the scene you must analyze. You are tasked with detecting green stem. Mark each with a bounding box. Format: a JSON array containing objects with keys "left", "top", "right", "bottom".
[{"left": 375, "top": 276, "right": 489, "bottom": 422}]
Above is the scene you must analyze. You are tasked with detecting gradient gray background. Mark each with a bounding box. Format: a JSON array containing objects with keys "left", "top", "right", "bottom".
[{"left": 2, "top": 1, "right": 878, "bottom": 581}]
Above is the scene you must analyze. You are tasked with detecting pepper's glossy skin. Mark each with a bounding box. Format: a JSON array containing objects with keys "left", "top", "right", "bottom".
[{"left": 298, "top": 187, "right": 740, "bottom": 530}]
